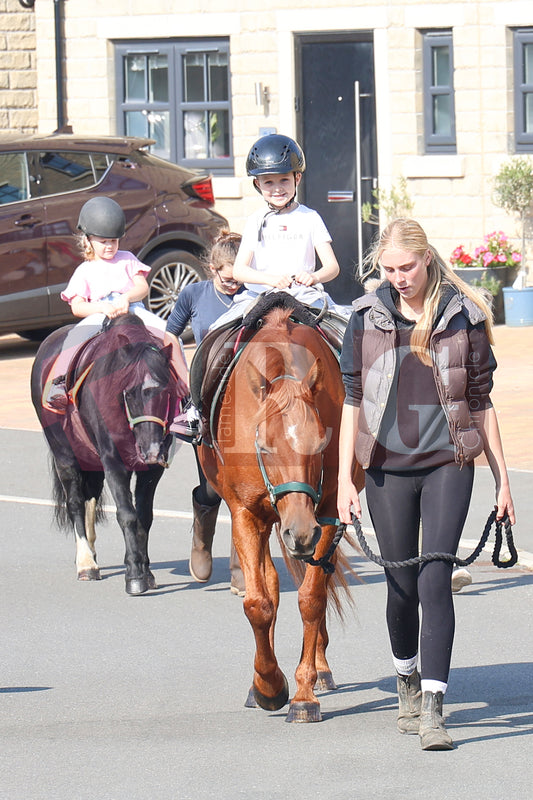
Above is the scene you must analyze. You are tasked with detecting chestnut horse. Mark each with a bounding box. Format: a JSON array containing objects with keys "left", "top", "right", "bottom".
[
  {"left": 31, "top": 314, "right": 184, "bottom": 595},
  {"left": 198, "top": 304, "right": 363, "bottom": 722}
]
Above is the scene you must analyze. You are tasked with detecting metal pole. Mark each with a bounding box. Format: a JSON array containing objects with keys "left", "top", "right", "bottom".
[
  {"left": 354, "top": 81, "right": 363, "bottom": 276},
  {"left": 54, "top": 0, "right": 65, "bottom": 131}
]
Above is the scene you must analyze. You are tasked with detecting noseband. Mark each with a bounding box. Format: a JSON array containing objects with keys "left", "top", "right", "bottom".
[{"left": 123, "top": 390, "right": 170, "bottom": 434}]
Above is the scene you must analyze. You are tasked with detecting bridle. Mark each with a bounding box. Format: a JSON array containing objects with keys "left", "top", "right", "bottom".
[
  {"left": 123, "top": 390, "right": 170, "bottom": 434},
  {"left": 253, "top": 373, "right": 323, "bottom": 511}
]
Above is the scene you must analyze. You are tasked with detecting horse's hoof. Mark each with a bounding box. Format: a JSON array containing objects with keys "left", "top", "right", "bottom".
[
  {"left": 286, "top": 701, "right": 322, "bottom": 723},
  {"left": 253, "top": 674, "right": 289, "bottom": 711},
  {"left": 125, "top": 577, "right": 149, "bottom": 595},
  {"left": 244, "top": 686, "right": 258, "bottom": 708},
  {"left": 315, "top": 671, "right": 337, "bottom": 691},
  {"left": 77, "top": 568, "right": 101, "bottom": 581}
]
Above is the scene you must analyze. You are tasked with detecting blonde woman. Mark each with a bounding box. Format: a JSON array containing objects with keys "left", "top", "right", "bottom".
[{"left": 337, "top": 218, "right": 515, "bottom": 750}]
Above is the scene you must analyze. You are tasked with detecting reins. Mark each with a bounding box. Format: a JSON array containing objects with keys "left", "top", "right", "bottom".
[{"left": 349, "top": 508, "right": 518, "bottom": 570}]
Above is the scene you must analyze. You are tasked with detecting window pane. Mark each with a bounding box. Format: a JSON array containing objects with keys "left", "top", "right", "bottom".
[
  {"left": 184, "top": 110, "right": 207, "bottom": 158},
  {"left": 38, "top": 151, "right": 96, "bottom": 195},
  {"left": 525, "top": 93, "right": 533, "bottom": 133},
  {"left": 432, "top": 46, "right": 450, "bottom": 87},
  {"left": 525, "top": 43, "right": 533, "bottom": 85},
  {"left": 0, "top": 153, "right": 28, "bottom": 204},
  {"left": 125, "top": 55, "right": 146, "bottom": 101},
  {"left": 148, "top": 111, "right": 170, "bottom": 160},
  {"left": 184, "top": 54, "right": 205, "bottom": 102},
  {"left": 208, "top": 52, "right": 228, "bottom": 101},
  {"left": 209, "top": 110, "right": 230, "bottom": 157},
  {"left": 125, "top": 110, "right": 148, "bottom": 138},
  {"left": 149, "top": 54, "right": 168, "bottom": 103},
  {"left": 433, "top": 94, "right": 451, "bottom": 136}
]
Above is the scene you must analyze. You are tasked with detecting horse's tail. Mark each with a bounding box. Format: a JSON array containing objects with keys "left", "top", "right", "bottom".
[
  {"left": 51, "top": 458, "right": 106, "bottom": 531},
  {"left": 275, "top": 524, "right": 357, "bottom": 622}
]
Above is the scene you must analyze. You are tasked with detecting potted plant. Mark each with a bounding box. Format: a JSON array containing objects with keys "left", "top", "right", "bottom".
[
  {"left": 450, "top": 231, "right": 521, "bottom": 323},
  {"left": 492, "top": 156, "right": 533, "bottom": 325}
]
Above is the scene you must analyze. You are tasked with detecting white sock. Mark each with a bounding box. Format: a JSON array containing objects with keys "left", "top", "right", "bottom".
[
  {"left": 393, "top": 655, "right": 418, "bottom": 676},
  {"left": 421, "top": 679, "right": 447, "bottom": 695}
]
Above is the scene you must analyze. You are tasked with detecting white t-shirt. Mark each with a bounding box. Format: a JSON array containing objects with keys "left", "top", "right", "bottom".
[
  {"left": 61, "top": 251, "right": 150, "bottom": 304},
  {"left": 239, "top": 203, "right": 331, "bottom": 299}
]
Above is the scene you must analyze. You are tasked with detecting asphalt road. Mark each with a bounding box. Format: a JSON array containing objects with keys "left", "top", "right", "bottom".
[{"left": 1, "top": 333, "right": 532, "bottom": 799}]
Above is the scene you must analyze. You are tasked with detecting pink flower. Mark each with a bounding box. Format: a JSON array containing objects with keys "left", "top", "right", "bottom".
[{"left": 512, "top": 252, "right": 522, "bottom": 262}]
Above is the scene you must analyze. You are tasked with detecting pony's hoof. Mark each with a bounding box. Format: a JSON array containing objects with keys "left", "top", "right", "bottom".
[
  {"left": 253, "top": 674, "right": 289, "bottom": 711},
  {"left": 315, "top": 670, "right": 337, "bottom": 691},
  {"left": 77, "top": 568, "right": 101, "bottom": 581},
  {"left": 286, "top": 701, "right": 322, "bottom": 723},
  {"left": 125, "top": 577, "right": 149, "bottom": 595},
  {"left": 244, "top": 686, "right": 258, "bottom": 708}
]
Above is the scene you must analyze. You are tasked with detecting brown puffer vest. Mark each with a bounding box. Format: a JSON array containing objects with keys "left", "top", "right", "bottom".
[{"left": 353, "top": 291, "right": 488, "bottom": 469}]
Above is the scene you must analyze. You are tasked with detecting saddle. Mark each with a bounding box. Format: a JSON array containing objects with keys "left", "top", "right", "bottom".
[{"left": 190, "top": 293, "right": 348, "bottom": 449}]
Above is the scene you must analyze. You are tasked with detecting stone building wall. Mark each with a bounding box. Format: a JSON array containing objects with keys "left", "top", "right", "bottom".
[{"left": 0, "top": 0, "right": 37, "bottom": 133}]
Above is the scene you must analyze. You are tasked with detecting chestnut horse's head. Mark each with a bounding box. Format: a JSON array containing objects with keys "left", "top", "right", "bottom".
[{"left": 239, "top": 310, "right": 336, "bottom": 559}]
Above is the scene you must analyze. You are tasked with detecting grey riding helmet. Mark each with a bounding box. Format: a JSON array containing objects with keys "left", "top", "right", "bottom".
[
  {"left": 246, "top": 134, "right": 306, "bottom": 176},
  {"left": 77, "top": 196, "right": 126, "bottom": 239}
]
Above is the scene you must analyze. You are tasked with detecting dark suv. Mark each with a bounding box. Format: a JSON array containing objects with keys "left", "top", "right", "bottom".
[{"left": 0, "top": 133, "right": 228, "bottom": 339}]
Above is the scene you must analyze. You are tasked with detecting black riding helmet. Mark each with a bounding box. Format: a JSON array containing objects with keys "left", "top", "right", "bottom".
[
  {"left": 246, "top": 134, "right": 306, "bottom": 177},
  {"left": 77, "top": 196, "right": 126, "bottom": 239}
]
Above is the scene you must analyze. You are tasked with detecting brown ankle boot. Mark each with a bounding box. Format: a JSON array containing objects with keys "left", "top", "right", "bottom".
[
  {"left": 229, "top": 540, "right": 245, "bottom": 597},
  {"left": 397, "top": 669, "right": 422, "bottom": 734},
  {"left": 419, "top": 691, "right": 454, "bottom": 750},
  {"left": 189, "top": 491, "right": 220, "bottom": 582}
]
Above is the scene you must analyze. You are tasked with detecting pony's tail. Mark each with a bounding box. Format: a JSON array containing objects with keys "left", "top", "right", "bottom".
[
  {"left": 275, "top": 525, "right": 357, "bottom": 622},
  {"left": 51, "top": 458, "right": 106, "bottom": 532}
]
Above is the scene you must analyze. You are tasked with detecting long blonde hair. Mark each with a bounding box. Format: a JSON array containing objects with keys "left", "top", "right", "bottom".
[{"left": 362, "top": 218, "right": 494, "bottom": 364}]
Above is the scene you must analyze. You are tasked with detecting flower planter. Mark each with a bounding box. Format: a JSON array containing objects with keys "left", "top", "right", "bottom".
[
  {"left": 453, "top": 265, "right": 515, "bottom": 324},
  {"left": 502, "top": 287, "right": 533, "bottom": 326}
]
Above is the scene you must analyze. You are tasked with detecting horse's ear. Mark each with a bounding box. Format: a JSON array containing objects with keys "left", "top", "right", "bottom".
[
  {"left": 246, "top": 360, "right": 268, "bottom": 401},
  {"left": 303, "top": 357, "right": 324, "bottom": 395}
]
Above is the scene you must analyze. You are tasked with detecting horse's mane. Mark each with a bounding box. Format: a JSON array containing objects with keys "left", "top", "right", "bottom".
[{"left": 83, "top": 315, "right": 172, "bottom": 394}]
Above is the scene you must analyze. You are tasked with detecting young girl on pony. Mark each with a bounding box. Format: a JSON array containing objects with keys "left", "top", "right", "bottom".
[{"left": 44, "top": 196, "right": 188, "bottom": 411}]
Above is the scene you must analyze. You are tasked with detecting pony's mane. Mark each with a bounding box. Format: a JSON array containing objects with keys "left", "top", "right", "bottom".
[{"left": 84, "top": 316, "right": 171, "bottom": 393}]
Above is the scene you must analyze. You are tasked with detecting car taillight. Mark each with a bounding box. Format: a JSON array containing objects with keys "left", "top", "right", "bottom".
[{"left": 182, "top": 175, "right": 215, "bottom": 207}]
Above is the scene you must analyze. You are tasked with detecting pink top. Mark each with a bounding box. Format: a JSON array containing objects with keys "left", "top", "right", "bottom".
[{"left": 61, "top": 251, "right": 150, "bottom": 304}]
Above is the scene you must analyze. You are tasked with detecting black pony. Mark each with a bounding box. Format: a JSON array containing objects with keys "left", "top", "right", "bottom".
[{"left": 31, "top": 314, "right": 184, "bottom": 595}]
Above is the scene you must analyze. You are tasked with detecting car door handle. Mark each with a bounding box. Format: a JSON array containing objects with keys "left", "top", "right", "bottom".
[{"left": 14, "top": 215, "right": 41, "bottom": 228}]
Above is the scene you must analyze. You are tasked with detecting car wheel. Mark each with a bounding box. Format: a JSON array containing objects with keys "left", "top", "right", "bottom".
[{"left": 145, "top": 248, "right": 207, "bottom": 341}]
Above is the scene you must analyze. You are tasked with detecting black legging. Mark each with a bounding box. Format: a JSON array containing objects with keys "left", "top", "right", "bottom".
[
  {"left": 365, "top": 461, "right": 474, "bottom": 684},
  {"left": 192, "top": 444, "right": 221, "bottom": 507}
]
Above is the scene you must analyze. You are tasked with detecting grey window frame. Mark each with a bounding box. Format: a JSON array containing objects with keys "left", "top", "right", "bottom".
[
  {"left": 422, "top": 30, "right": 456, "bottom": 153},
  {"left": 114, "top": 38, "right": 234, "bottom": 174},
  {"left": 514, "top": 28, "right": 533, "bottom": 152}
]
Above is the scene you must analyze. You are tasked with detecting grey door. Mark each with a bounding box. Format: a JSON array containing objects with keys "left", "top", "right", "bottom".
[{"left": 296, "top": 34, "right": 377, "bottom": 304}]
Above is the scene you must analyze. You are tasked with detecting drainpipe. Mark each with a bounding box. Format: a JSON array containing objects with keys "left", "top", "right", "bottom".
[{"left": 54, "top": 0, "right": 71, "bottom": 133}]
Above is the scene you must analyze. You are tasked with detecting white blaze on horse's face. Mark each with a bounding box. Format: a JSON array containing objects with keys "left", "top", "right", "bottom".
[{"left": 283, "top": 402, "right": 328, "bottom": 456}]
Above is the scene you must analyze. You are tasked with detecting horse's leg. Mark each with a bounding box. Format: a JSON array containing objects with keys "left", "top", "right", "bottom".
[
  {"left": 284, "top": 561, "right": 327, "bottom": 722},
  {"left": 134, "top": 465, "right": 165, "bottom": 590},
  {"left": 104, "top": 469, "right": 149, "bottom": 595},
  {"left": 56, "top": 464, "right": 101, "bottom": 581},
  {"left": 315, "top": 613, "right": 337, "bottom": 691},
  {"left": 286, "top": 524, "right": 340, "bottom": 723},
  {"left": 233, "top": 508, "right": 289, "bottom": 712}
]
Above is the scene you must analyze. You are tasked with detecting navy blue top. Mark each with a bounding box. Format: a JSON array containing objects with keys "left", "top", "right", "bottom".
[{"left": 166, "top": 280, "right": 245, "bottom": 345}]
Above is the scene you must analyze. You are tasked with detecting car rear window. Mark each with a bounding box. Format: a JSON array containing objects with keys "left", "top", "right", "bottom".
[{"left": 36, "top": 151, "right": 113, "bottom": 197}]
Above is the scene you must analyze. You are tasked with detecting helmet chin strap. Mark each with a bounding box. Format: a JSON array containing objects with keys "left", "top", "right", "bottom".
[{"left": 258, "top": 196, "right": 296, "bottom": 242}]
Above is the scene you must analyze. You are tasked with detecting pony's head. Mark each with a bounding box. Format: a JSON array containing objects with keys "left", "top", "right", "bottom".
[
  {"left": 83, "top": 318, "right": 180, "bottom": 469},
  {"left": 244, "top": 332, "right": 328, "bottom": 559}
]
